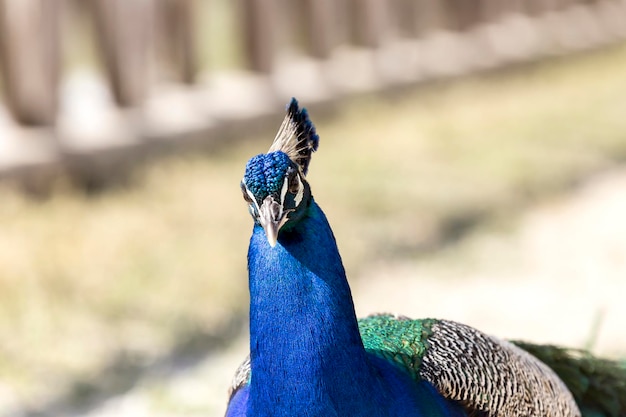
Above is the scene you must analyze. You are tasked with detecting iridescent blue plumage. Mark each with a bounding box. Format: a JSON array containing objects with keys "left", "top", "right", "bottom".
[{"left": 243, "top": 152, "right": 293, "bottom": 202}]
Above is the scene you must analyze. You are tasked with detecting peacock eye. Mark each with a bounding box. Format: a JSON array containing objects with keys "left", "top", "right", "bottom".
[{"left": 288, "top": 173, "right": 300, "bottom": 194}]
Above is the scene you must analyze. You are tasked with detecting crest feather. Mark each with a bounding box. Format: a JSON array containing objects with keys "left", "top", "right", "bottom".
[{"left": 268, "top": 98, "right": 319, "bottom": 175}]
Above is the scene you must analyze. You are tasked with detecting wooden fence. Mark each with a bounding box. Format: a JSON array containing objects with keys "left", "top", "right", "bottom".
[{"left": 0, "top": 0, "right": 625, "bottom": 187}]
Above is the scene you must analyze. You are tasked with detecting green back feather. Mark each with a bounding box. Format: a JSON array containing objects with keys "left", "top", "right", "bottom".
[
  {"left": 512, "top": 341, "right": 626, "bottom": 417},
  {"left": 358, "top": 315, "right": 435, "bottom": 380}
]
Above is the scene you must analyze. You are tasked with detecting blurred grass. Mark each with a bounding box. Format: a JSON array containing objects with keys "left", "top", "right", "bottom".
[{"left": 1, "top": 43, "right": 626, "bottom": 406}]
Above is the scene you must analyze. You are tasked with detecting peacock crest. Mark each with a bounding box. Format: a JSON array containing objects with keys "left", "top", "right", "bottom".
[{"left": 268, "top": 98, "right": 319, "bottom": 176}]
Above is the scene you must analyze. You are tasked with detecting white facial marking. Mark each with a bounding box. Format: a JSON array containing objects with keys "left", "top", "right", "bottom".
[
  {"left": 280, "top": 176, "right": 289, "bottom": 206},
  {"left": 242, "top": 178, "right": 261, "bottom": 214},
  {"left": 294, "top": 174, "right": 304, "bottom": 207}
]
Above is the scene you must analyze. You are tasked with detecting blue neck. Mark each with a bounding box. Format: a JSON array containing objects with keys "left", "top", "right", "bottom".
[
  {"left": 247, "top": 200, "right": 377, "bottom": 416},
  {"left": 244, "top": 199, "right": 468, "bottom": 417}
]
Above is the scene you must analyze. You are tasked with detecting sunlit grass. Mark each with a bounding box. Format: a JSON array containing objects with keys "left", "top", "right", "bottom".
[{"left": 1, "top": 43, "right": 626, "bottom": 405}]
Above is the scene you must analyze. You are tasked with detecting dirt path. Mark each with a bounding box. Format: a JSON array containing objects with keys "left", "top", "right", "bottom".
[
  {"left": 354, "top": 169, "right": 626, "bottom": 355},
  {"left": 48, "top": 168, "right": 626, "bottom": 417}
]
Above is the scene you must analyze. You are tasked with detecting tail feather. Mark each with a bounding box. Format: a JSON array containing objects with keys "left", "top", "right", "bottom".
[{"left": 513, "top": 341, "right": 626, "bottom": 417}]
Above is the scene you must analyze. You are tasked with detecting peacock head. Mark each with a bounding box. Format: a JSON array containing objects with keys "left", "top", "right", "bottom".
[{"left": 241, "top": 98, "right": 319, "bottom": 247}]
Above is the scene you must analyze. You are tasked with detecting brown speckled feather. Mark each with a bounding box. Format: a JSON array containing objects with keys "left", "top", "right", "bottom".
[{"left": 420, "top": 320, "right": 580, "bottom": 417}]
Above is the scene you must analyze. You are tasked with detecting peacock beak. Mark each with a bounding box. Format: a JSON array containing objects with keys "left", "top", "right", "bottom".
[{"left": 258, "top": 196, "right": 288, "bottom": 247}]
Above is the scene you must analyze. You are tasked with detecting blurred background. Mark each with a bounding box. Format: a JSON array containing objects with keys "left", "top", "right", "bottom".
[{"left": 0, "top": 0, "right": 626, "bottom": 416}]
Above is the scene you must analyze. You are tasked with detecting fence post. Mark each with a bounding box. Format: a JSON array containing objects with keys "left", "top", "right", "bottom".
[
  {"left": 526, "top": 0, "right": 549, "bottom": 15},
  {"left": 438, "top": 0, "right": 484, "bottom": 31},
  {"left": 414, "top": 0, "right": 447, "bottom": 35},
  {"left": 241, "top": 0, "right": 277, "bottom": 73},
  {"left": 480, "top": 0, "right": 505, "bottom": 22},
  {"left": 90, "top": 0, "right": 153, "bottom": 107},
  {"left": 459, "top": 0, "right": 485, "bottom": 31},
  {"left": 0, "top": 0, "right": 60, "bottom": 126},
  {"left": 392, "top": 0, "right": 419, "bottom": 38},
  {"left": 544, "top": 0, "right": 569, "bottom": 10},
  {"left": 156, "top": 0, "right": 197, "bottom": 84},
  {"left": 298, "top": 0, "right": 336, "bottom": 59},
  {"left": 556, "top": 0, "right": 573, "bottom": 8},
  {"left": 507, "top": 0, "right": 525, "bottom": 14},
  {"left": 346, "top": 0, "right": 388, "bottom": 48}
]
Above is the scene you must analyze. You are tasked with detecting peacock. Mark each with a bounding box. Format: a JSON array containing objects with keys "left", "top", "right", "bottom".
[{"left": 225, "top": 98, "right": 626, "bottom": 417}]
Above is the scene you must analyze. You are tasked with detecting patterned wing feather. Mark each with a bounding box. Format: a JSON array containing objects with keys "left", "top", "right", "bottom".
[
  {"left": 268, "top": 98, "right": 319, "bottom": 175},
  {"left": 228, "top": 356, "right": 251, "bottom": 400},
  {"left": 512, "top": 341, "right": 626, "bottom": 417},
  {"left": 421, "top": 320, "right": 580, "bottom": 417}
]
